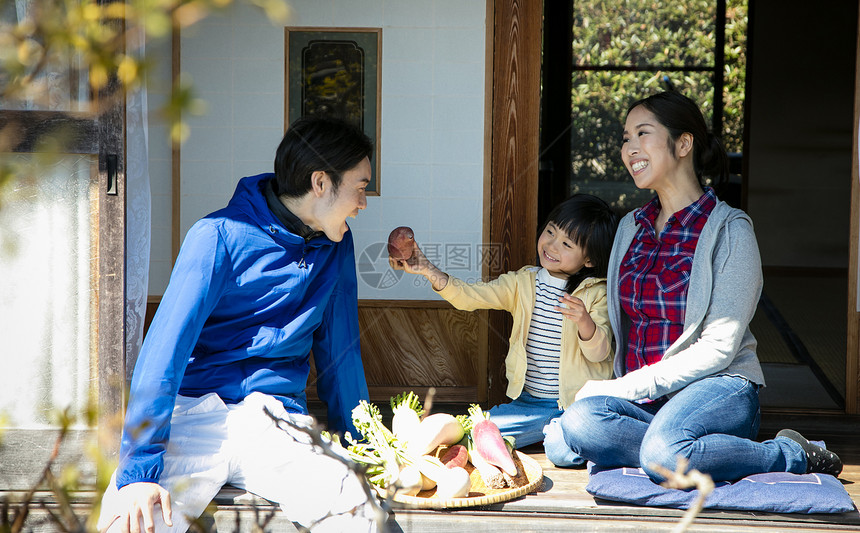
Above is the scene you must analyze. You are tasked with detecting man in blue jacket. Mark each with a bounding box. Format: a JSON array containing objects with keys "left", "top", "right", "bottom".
[{"left": 98, "top": 116, "right": 377, "bottom": 532}]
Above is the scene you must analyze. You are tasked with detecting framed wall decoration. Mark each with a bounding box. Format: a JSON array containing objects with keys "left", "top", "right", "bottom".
[{"left": 285, "top": 27, "right": 382, "bottom": 195}]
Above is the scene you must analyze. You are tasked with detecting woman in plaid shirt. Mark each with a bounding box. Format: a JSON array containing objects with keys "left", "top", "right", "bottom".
[{"left": 554, "top": 91, "right": 842, "bottom": 481}]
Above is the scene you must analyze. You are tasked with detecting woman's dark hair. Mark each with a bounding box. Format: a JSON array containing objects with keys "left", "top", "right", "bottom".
[
  {"left": 541, "top": 194, "right": 620, "bottom": 294},
  {"left": 273, "top": 115, "right": 374, "bottom": 197},
  {"left": 626, "top": 91, "right": 729, "bottom": 191}
]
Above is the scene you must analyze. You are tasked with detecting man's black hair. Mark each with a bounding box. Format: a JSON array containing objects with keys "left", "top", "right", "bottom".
[{"left": 273, "top": 115, "right": 373, "bottom": 197}]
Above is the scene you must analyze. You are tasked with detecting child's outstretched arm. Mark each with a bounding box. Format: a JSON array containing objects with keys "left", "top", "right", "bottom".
[{"left": 389, "top": 240, "right": 450, "bottom": 291}]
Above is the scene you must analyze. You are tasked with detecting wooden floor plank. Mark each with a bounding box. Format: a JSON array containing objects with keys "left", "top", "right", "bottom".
[
  {"left": 386, "top": 438, "right": 860, "bottom": 532},
  {"left": 8, "top": 410, "right": 860, "bottom": 531},
  {"left": 312, "top": 403, "right": 860, "bottom": 531}
]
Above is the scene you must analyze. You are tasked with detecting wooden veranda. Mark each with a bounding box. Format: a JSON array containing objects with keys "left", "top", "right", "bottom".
[{"left": 204, "top": 409, "right": 860, "bottom": 532}]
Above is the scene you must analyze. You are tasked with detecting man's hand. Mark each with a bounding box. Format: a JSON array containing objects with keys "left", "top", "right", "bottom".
[{"left": 104, "top": 482, "right": 173, "bottom": 533}]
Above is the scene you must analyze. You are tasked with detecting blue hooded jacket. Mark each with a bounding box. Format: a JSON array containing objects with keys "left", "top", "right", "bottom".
[{"left": 116, "top": 173, "right": 369, "bottom": 488}]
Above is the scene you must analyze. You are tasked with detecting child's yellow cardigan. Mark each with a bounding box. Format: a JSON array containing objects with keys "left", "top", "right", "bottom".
[{"left": 436, "top": 266, "right": 614, "bottom": 409}]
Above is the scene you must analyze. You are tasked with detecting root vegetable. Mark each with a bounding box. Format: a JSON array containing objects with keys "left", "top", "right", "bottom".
[
  {"left": 410, "top": 455, "right": 469, "bottom": 497},
  {"left": 440, "top": 444, "right": 468, "bottom": 469},
  {"left": 388, "top": 226, "right": 415, "bottom": 260},
  {"left": 415, "top": 455, "right": 471, "bottom": 498},
  {"left": 413, "top": 457, "right": 440, "bottom": 490},
  {"left": 467, "top": 441, "right": 506, "bottom": 489},
  {"left": 390, "top": 391, "right": 424, "bottom": 442},
  {"left": 408, "top": 413, "right": 466, "bottom": 456},
  {"left": 396, "top": 465, "right": 424, "bottom": 496},
  {"left": 420, "top": 471, "right": 437, "bottom": 491},
  {"left": 468, "top": 404, "right": 518, "bottom": 477},
  {"left": 434, "top": 466, "right": 471, "bottom": 499}
]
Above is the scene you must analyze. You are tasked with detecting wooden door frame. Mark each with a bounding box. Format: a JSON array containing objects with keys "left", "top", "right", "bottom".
[
  {"left": 486, "top": 0, "right": 543, "bottom": 405},
  {"left": 847, "top": 4, "right": 860, "bottom": 415},
  {"left": 0, "top": 54, "right": 126, "bottom": 489},
  {"left": 97, "top": 54, "right": 128, "bottom": 458}
]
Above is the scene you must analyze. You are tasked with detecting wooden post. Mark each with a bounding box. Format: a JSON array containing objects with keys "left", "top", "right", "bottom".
[
  {"left": 97, "top": 9, "right": 127, "bottom": 460},
  {"left": 487, "top": 0, "right": 542, "bottom": 406},
  {"left": 847, "top": 5, "right": 860, "bottom": 415}
]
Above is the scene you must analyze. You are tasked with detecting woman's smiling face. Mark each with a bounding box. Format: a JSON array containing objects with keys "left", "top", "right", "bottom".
[{"left": 621, "top": 105, "right": 679, "bottom": 191}]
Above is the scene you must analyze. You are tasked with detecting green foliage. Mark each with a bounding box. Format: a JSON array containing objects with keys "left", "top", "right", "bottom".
[
  {"left": 390, "top": 391, "right": 424, "bottom": 418},
  {"left": 567, "top": 0, "right": 747, "bottom": 210},
  {"left": 0, "top": 0, "right": 289, "bottom": 195}
]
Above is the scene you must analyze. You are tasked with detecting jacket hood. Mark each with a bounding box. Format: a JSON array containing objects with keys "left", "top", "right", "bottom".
[
  {"left": 225, "top": 173, "right": 340, "bottom": 247},
  {"left": 227, "top": 173, "right": 281, "bottom": 229}
]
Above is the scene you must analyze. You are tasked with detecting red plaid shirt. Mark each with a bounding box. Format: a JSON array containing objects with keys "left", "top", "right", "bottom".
[{"left": 619, "top": 188, "right": 717, "bottom": 374}]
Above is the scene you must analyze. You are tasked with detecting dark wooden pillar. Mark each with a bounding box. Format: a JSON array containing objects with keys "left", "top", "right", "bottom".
[
  {"left": 847, "top": 3, "right": 860, "bottom": 415},
  {"left": 97, "top": 13, "right": 127, "bottom": 459},
  {"left": 539, "top": 0, "right": 573, "bottom": 225},
  {"left": 487, "top": 0, "right": 543, "bottom": 406}
]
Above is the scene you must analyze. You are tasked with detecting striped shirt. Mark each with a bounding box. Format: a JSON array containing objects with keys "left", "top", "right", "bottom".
[
  {"left": 619, "top": 188, "right": 717, "bottom": 374},
  {"left": 524, "top": 268, "right": 568, "bottom": 398}
]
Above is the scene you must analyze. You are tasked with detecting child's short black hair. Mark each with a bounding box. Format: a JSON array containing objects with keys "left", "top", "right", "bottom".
[{"left": 541, "top": 194, "right": 620, "bottom": 293}]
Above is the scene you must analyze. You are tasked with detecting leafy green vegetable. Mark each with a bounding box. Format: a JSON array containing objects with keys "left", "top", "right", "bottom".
[{"left": 390, "top": 391, "right": 425, "bottom": 418}]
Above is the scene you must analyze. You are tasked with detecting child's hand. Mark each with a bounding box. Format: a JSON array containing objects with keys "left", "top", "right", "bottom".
[
  {"left": 389, "top": 240, "right": 427, "bottom": 275},
  {"left": 556, "top": 293, "right": 596, "bottom": 341},
  {"left": 389, "top": 241, "right": 449, "bottom": 290}
]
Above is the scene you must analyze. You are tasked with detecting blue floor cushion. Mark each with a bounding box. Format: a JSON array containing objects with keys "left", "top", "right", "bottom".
[{"left": 586, "top": 463, "right": 855, "bottom": 514}]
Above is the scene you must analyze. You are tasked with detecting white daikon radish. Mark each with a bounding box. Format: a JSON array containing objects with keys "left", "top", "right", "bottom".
[
  {"left": 396, "top": 464, "right": 424, "bottom": 496},
  {"left": 434, "top": 466, "right": 471, "bottom": 498},
  {"left": 390, "top": 391, "right": 423, "bottom": 442},
  {"left": 407, "top": 413, "right": 465, "bottom": 456}
]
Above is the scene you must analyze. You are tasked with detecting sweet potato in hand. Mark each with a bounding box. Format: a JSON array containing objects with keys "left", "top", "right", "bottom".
[{"left": 388, "top": 226, "right": 415, "bottom": 260}]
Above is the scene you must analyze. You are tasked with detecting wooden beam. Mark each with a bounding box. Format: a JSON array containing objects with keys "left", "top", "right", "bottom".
[
  {"left": 0, "top": 111, "right": 99, "bottom": 153},
  {"left": 487, "top": 0, "right": 542, "bottom": 406}
]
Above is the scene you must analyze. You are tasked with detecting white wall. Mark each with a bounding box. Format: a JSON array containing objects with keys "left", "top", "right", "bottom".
[
  {"left": 146, "top": 0, "right": 488, "bottom": 300},
  {"left": 145, "top": 34, "right": 174, "bottom": 299}
]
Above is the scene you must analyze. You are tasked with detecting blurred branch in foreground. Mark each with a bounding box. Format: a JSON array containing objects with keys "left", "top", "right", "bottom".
[
  {"left": 651, "top": 457, "right": 715, "bottom": 533},
  {"left": 263, "top": 407, "right": 391, "bottom": 532},
  {"left": 0, "top": 0, "right": 289, "bottom": 192}
]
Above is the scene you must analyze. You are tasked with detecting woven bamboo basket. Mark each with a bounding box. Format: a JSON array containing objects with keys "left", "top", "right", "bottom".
[{"left": 383, "top": 450, "right": 544, "bottom": 509}]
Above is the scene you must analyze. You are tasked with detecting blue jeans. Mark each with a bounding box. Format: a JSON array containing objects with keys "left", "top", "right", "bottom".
[
  {"left": 488, "top": 391, "right": 585, "bottom": 467},
  {"left": 557, "top": 374, "right": 807, "bottom": 481}
]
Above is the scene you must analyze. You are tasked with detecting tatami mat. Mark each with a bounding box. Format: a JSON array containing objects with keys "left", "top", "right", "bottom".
[{"left": 760, "top": 272, "right": 847, "bottom": 401}]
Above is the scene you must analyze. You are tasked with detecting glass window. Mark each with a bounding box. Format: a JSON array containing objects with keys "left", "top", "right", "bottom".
[
  {"left": 559, "top": 0, "right": 747, "bottom": 212},
  {"left": 0, "top": 154, "right": 98, "bottom": 428}
]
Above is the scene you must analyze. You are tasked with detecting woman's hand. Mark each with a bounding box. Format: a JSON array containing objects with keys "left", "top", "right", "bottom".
[
  {"left": 389, "top": 241, "right": 449, "bottom": 291},
  {"left": 575, "top": 379, "right": 618, "bottom": 402},
  {"left": 104, "top": 482, "right": 173, "bottom": 533},
  {"left": 557, "top": 293, "right": 596, "bottom": 340}
]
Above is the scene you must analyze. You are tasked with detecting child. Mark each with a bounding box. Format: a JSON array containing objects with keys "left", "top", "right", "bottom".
[{"left": 390, "top": 194, "right": 619, "bottom": 466}]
